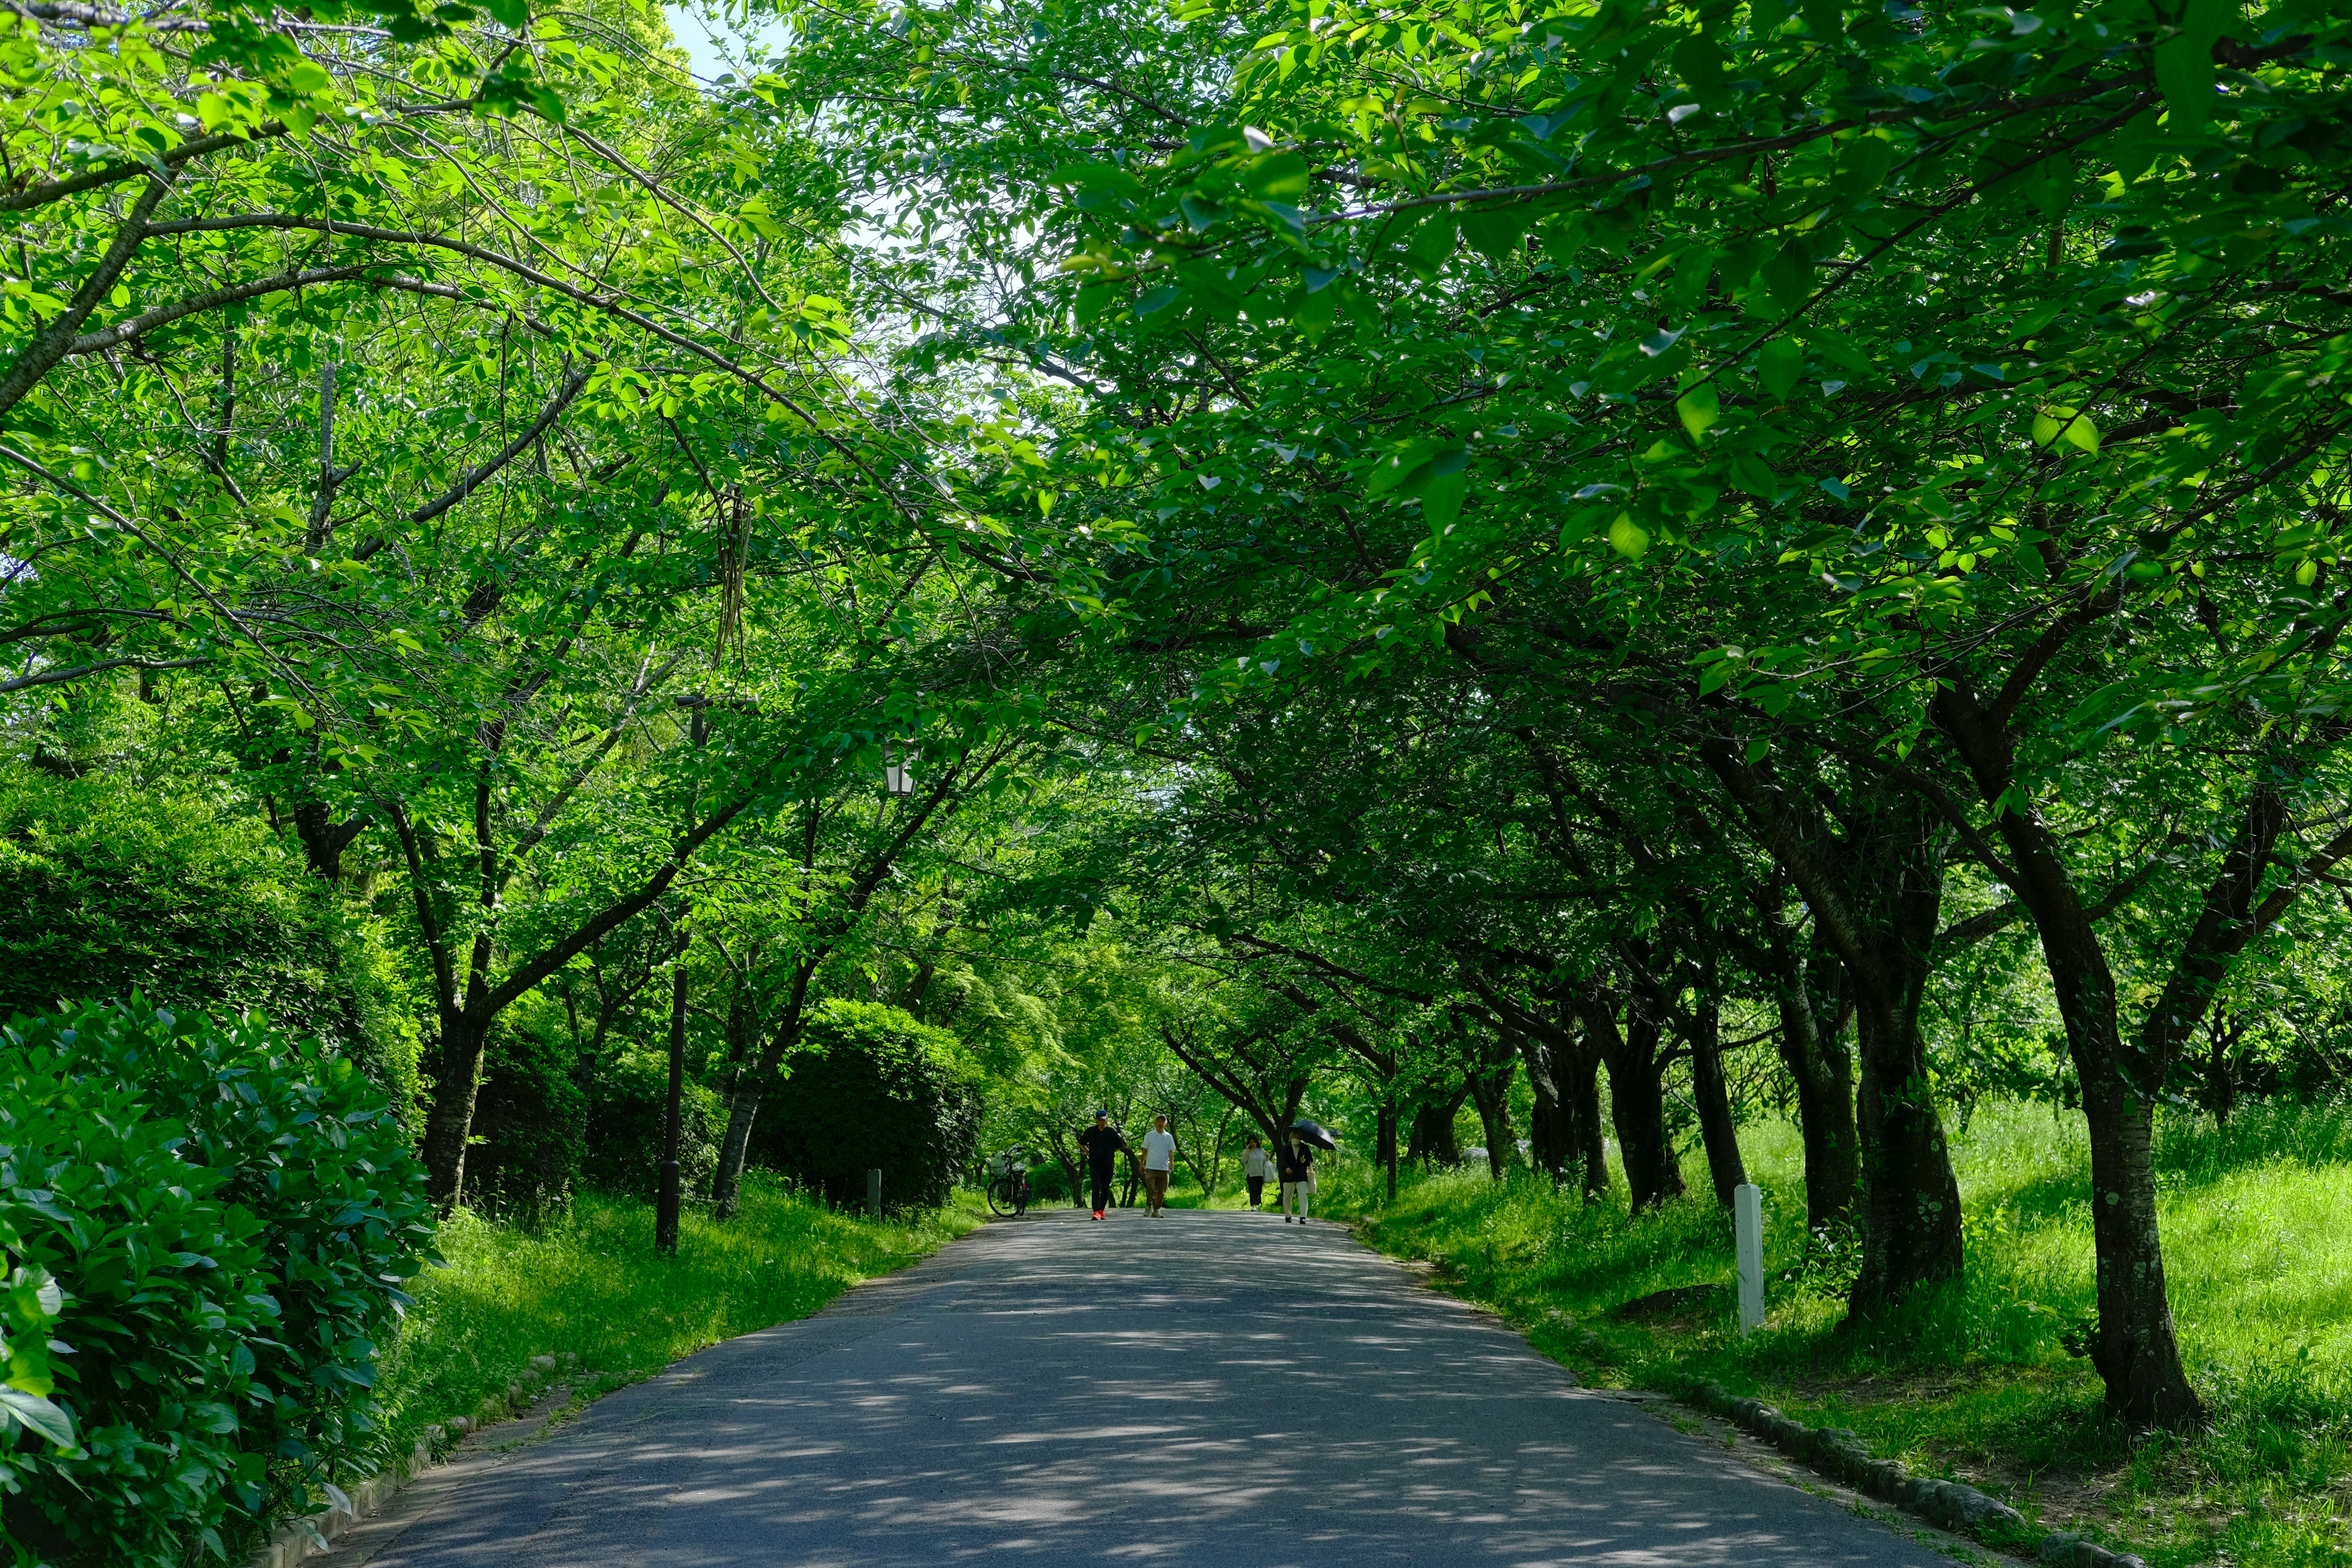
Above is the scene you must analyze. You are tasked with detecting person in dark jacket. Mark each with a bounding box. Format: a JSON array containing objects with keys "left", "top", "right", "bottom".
[
  {"left": 1076, "top": 1110, "right": 1131, "bottom": 1219},
  {"left": 1277, "top": 1136, "right": 1315, "bottom": 1224}
]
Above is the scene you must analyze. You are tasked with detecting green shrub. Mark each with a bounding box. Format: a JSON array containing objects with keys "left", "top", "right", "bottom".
[
  {"left": 456, "top": 1014, "right": 586, "bottom": 1219},
  {"left": 0, "top": 999, "right": 433, "bottom": 1568},
  {"left": 0, "top": 771, "right": 414, "bottom": 1114},
  {"left": 755, "top": 1000, "right": 981, "bottom": 1212},
  {"left": 582, "top": 1048, "right": 722, "bottom": 1200}
]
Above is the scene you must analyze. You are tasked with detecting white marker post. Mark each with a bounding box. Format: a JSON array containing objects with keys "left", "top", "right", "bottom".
[
  {"left": 1734, "top": 1183, "right": 1765, "bottom": 1335},
  {"left": 867, "top": 1168, "right": 883, "bottom": 1219}
]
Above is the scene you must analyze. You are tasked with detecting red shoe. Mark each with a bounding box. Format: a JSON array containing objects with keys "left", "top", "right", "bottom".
[{"left": 1093, "top": 1210, "right": 1105, "bottom": 1219}]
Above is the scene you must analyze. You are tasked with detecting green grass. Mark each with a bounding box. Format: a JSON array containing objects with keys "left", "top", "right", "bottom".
[
  {"left": 1321, "top": 1101, "right": 2352, "bottom": 1568},
  {"left": 358, "top": 1175, "right": 983, "bottom": 1480}
]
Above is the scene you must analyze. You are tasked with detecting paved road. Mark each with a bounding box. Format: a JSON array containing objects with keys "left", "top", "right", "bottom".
[{"left": 332, "top": 1208, "right": 1956, "bottom": 1567}]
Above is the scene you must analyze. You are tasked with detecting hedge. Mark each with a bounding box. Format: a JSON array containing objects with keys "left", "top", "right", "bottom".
[
  {"left": 755, "top": 1000, "right": 981, "bottom": 1212},
  {"left": 0, "top": 999, "right": 432, "bottom": 1567}
]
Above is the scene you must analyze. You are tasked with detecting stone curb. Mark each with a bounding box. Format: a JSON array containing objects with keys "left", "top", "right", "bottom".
[
  {"left": 1673, "top": 1376, "right": 2149, "bottom": 1568},
  {"left": 246, "top": 1352, "right": 577, "bottom": 1568}
]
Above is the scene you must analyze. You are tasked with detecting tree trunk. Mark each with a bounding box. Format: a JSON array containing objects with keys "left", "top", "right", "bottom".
[
  {"left": 421, "top": 1009, "right": 489, "bottom": 1210},
  {"left": 1408, "top": 1088, "right": 1466, "bottom": 1167},
  {"left": 1511, "top": 1019, "right": 1571, "bottom": 1183},
  {"left": 1568, "top": 1044, "right": 1608, "bottom": 1199},
  {"left": 1845, "top": 789, "right": 1964, "bottom": 1314},
  {"left": 1699, "top": 744, "right": 1959, "bottom": 1307},
  {"left": 292, "top": 797, "right": 366, "bottom": 883},
  {"left": 1766, "top": 934, "right": 1860, "bottom": 1231},
  {"left": 1580, "top": 975, "right": 1684, "bottom": 1212},
  {"left": 710, "top": 962, "right": 818, "bottom": 1218},
  {"left": 1686, "top": 978, "right": 1748, "bottom": 1207},
  {"left": 2204, "top": 1009, "right": 2241, "bottom": 1123},
  {"left": 1376, "top": 1102, "right": 1399, "bottom": 1200},
  {"left": 1780, "top": 991, "right": 1860, "bottom": 1231},
  {"left": 1466, "top": 1046, "right": 1515, "bottom": 1182},
  {"left": 1546, "top": 1001, "right": 1610, "bottom": 1200},
  {"left": 710, "top": 1083, "right": 765, "bottom": 1219},
  {"left": 1934, "top": 680, "right": 2229, "bottom": 1426}
]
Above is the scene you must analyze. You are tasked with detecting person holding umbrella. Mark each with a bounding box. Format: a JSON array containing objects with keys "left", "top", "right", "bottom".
[
  {"left": 1279, "top": 1120, "right": 1338, "bottom": 1224},
  {"left": 1077, "top": 1110, "right": 1131, "bottom": 1221}
]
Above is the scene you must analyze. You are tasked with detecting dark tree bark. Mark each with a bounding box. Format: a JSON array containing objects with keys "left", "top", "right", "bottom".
[
  {"left": 1927, "top": 680, "right": 2321, "bottom": 1427},
  {"left": 1702, "top": 744, "right": 1963, "bottom": 1312},
  {"left": 1576, "top": 969, "right": 1686, "bottom": 1212},
  {"left": 1463, "top": 971, "right": 1579, "bottom": 1189},
  {"left": 291, "top": 798, "right": 368, "bottom": 882},
  {"left": 1517, "top": 1022, "right": 1570, "bottom": 1185},
  {"left": 1844, "top": 787, "right": 1965, "bottom": 1312},
  {"left": 1463, "top": 1017, "right": 1518, "bottom": 1181},
  {"left": 1408, "top": 1087, "right": 1467, "bottom": 1167},
  {"left": 710, "top": 959, "right": 819, "bottom": 1219},
  {"left": 1559, "top": 1022, "right": 1609, "bottom": 1200},
  {"left": 1768, "top": 934, "right": 1860, "bottom": 1231},
  {"left": 1376, "top": 1102, "right": 1400, "bottom": 1199},
  {"left": 656, "top": 964, "right": 686, "bottom": 1255},
  {"left": 2203, "top": 1008, "right": 2245, "bottom": 1123},
  {"left": 1683, "top": 960, "right": 1748, "bottom": 1207}
]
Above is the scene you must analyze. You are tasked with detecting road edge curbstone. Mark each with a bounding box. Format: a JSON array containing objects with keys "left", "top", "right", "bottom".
[
  {"left": 1672, "top": 1375, "right": 2149, "bottom": 1568},
  {"left": 244, "top": 1351, "right": 579, "bottom": 1568}
]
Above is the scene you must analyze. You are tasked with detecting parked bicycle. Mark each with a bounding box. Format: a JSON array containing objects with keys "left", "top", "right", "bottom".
[{"left": 985, "top": 1147, "right": 1032, "bottom": 1218}]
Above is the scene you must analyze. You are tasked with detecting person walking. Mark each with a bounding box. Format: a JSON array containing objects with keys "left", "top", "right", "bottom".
[
  {"left": 1139, "top": 1115, "right": 1177, "bottom": 1217},
  {"left": 1241, "top": 1134, "right": 1272, "bottom": 1210},
  {"left": 1278, "top": 1133, "right": 1315, "bottom": 1224},
  {"left": 1077, "top": 1110, "right": 1131, "bottom": 1220}
]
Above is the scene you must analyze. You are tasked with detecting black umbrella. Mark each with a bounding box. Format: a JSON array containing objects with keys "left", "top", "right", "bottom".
[{"left": 1286, "top": 1120, "right": 1338, "bottom": 1151}]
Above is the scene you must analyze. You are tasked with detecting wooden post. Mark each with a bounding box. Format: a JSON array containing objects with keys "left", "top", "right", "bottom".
[{"left": 866, "top": 1168, "right": 883, "bottom": 1218}]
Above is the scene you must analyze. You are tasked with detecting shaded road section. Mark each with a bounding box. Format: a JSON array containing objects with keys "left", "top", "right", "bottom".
[{"left": 334, "top": 1208, "right": 1955, "bottom": 1566}]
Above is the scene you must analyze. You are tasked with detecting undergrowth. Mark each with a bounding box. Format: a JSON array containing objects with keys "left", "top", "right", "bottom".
[{"left": 1322, "top": 1101, "right": 2352, "bottom": 1568}]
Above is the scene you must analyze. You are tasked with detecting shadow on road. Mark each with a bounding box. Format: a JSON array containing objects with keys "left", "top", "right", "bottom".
[{"left": 344, "top": 1209, "right": 1951, "bottom": 1567}]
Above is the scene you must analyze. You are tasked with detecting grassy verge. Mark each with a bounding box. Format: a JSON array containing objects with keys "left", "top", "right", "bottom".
[
  {"left": 1319, "top": 1102, "right": 2352, "bottom": 1568},
  {"left": 357, "top": 1175, "right": 984, "bottom": 1480}
]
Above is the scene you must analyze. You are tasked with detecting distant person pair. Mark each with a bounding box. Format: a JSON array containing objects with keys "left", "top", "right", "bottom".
[{"left": 1076, "top": 1110, "right": 1178, "bottom": 1218}]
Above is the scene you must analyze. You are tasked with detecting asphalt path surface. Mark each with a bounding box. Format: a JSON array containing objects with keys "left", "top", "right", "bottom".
[{"left": 333, "top": 1206, "right": 1957, "bottom": 1567}]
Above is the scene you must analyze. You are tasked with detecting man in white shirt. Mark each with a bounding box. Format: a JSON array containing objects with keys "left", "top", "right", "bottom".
[{"left": 1139, "top": 1115, "right": 1177, "bottom": 1218}]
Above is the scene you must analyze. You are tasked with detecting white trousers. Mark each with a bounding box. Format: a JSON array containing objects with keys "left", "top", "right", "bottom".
[{"left": 1281, "top": 1181, "right": 1311, "bottom": 1219}]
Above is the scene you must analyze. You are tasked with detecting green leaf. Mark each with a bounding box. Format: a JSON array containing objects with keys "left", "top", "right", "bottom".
[
  {"left": 1366, "top": 438, "right": 1450, "bottom": 496},
  {"left": 1240, "top": 153, "right": 1310, "bottom": 203},
  {"left": 2155, "top": 0, "right": 2234, "bottom": 133},
  {"left": 1418, "top": 467, "right": 1469, "bottom": 531},
  {"left": 0, "top": 1386, "right": 76, "bottom": 1449},
  {"left": 1460, "top": 203, "right": 1532, "bottom": 265},
  {"left": 1730, "top": 451, "right": 1779, "bottom": 496},
  {"left": 1403, "top": 210, "right": 1459, "bottom": 276},
  {"left": 481, "top": 0, "right": 526, "bottom": 29},
  {"left": 2034, "top": 407, "right": 2099, "bottom": 453},
  {"left": 1757, "top": 337, "right": 1804, "bottom": 400},
  {"left": 1764, "top": 243, "right": 1812, "bottom": 314},
  {"left": 1804, "top": 326, "right": 1874, "bottom": 377},
  {"left": 2154, "top": 38, "right": 2215, "bottom": 130},
  {"left": 1608, "top": 512, "right": 1651, "bottom": 559},
  {"left": 1831, "top": 134, "right": 1894, "bottom": 202},
  {"left": 1677, "top": 382, "right": 1721, "bottom": 441}
]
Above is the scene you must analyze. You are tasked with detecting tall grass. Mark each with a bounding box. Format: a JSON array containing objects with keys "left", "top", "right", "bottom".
[
  {"left": 360, "top": 1175, "right": 981, "bottom": 1478},
  {"left": 1323, "top": 1100, "right": 2352, "bottom": 1568}
]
